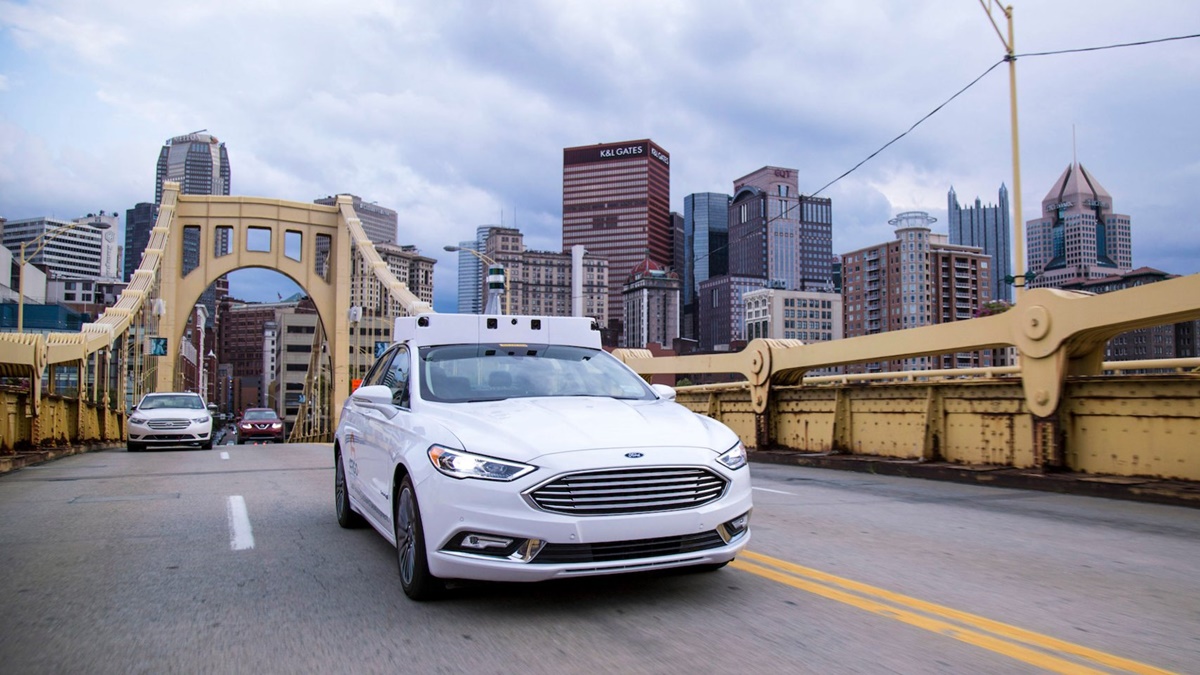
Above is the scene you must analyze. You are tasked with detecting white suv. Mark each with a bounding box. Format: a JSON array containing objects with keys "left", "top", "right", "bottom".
[{"left": 334, "top": 313, "right": 752, "bottom": 600}]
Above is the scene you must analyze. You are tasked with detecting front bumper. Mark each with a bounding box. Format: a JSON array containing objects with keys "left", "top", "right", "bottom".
[
  {"left": 415, "top": 448, "right": 753, "bottom": 583},
  {"left": 127, "top": 424, "right": 212, "bottom": 447}
]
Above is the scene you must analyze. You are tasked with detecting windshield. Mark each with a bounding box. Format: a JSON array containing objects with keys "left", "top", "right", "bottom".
[
  {"left": 243, "top": 410, "right": 278, "bottom": 420},
  {"left": 418, "top": 343, "right": 656, "bottom": 403},
  {"left": 139, "top": 394, "right": 205, "bottom": 410}
]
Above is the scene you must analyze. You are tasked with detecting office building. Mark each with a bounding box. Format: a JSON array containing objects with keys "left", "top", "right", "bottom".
[
  {"left": 562, "top": 139, "right": 671, "bottom": 342},
  {"left": 729, "top": 167, "right": 833, "bottom": 291},
  {"left": 948, "top": 184, "right": 1012, "bottom": 301},
  {"left": 681, "top": 193, "right": 730, "bottom": 341},
  {"left": 315, "top": 194, "right": 397, "bottom": 244},
  {"left": 841, "top": 211, "right": 994, "bottom": 372},
  {"left": 744, "top": 288, "right": 842, "bottom": 343},
  {"left": 1060, "top": 267, "right": 1198, "bottom": 362},
  {"left": 483, "top": 227, "right": 607, "bottom": 319},
  {"left": 1027, "top": 162, "right": 1132, "bottom": 289},
  {"left": 3, "top": 213, "right": 121, "bottom": 282},
  {"left": 622, "top": 258, "right": 681, "bottom": 349},
  {"left": 155, "top": 131, "right": 231, "bottom": 204},
  {"left": 454, "top": 226, "right": 493, "bottom": 314},
  {"left": 697, "top": 275, "right": 767, "bottom": 351},
  {"left": 124, "top": 202, "right": 157, "bottom": 281}
]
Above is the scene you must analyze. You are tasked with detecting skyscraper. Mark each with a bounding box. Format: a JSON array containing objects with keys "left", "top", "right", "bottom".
[
  {"left": 124, "top": 202, "right": 157, "bottom": 282},
  {"left": 151, "top": 131, "right": 231, "bottom": 322},
  {"left": 728, "top": 167, "right": 833, "bottom": 291},
  {"left": 682, "top": 193, "right": 730, "bottom": 341},
  {"left": 1026, "top": 162, "right": 1132, "bottom": 289},
  {"left": 454, "top": 226, "right": 492, "bottom": 314},
  {"left": 948, "top": 185, "right": 1012, "bottom": 302},
  {"left": 841, "top": 211, "right": 994, "bottom": 372},
  {"left": 562, "top": 139, "right": 671, "bottom": 343},
  {"left": 155, "top": 131, "right": 231, "bottom": 204},
  {"left": 314, "top": 194, "right": 397, "bottom": 244}
]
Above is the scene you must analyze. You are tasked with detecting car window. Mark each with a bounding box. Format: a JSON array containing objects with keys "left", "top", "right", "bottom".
[
  {"left": 140, "top": 395, "right": 204, "bottom": 410},
  {"left": 244, "top": 410, "right": 277, "bottom": 420},
  {"left": 364, "top": 345, "right": 410, "bottom": 408},
  {"left": 419, "top": 344, "right": 655, "bottom": 403}
]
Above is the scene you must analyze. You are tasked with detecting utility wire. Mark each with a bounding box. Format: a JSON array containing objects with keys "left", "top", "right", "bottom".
[
  {"left": 686, "top": 32, "right": 1200, "bottom": 272},
  {"left": 808, "top": 32, "right": 1200, "bottom": 198},
  {"left": 1016, "top": 33, "right": 1200, "bottom": 58},
  {"left": 810, "top": 59, "right": 1005, "bottom": 198}
]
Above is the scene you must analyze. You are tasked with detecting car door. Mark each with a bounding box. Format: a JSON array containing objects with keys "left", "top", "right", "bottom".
[
  {"left": 354, "top": 344, "right": 415, "bottom": 521},
  {"left": 342, "top": 348, "right": 397, "bottom": 523}
]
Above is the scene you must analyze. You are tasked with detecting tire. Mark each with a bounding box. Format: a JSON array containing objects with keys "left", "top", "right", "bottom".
[
  {"left": 200, "top": 440, "right": 214, "bottom": 450},
  {"left": 126, "top": 442, "right": 143, "bottom": 453},
  {"left": 334, "top": 451, "right": 366, "bottom": 529},
  {"left": 394, "top": 475, "right": 444, "bottom": 600}
]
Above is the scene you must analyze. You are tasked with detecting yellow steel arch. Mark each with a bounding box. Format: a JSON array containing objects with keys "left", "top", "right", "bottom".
[{"left": 154, "top": 183, "right": 430, "bottom": 423}]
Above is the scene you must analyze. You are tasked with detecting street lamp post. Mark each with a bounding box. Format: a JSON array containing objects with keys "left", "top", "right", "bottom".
[
  {"left": 980, "top": 0, "right": 1027, "bottom": 297},
  {"left": 444, "top": 245, "right": 509, "bottom": 315},
  {"left": 17, "top": 218, "right": 112, "bottom": 333}
]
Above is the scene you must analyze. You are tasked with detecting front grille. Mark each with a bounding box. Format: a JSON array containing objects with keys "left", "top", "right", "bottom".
[
  {"left": 526, "top": 466, "right": 727, "bottom": 515},
  {"left": 531, "top": 531, "right": 726, "bottom": 564},
  {"left": 147, "top": 419, "right": 190, "bottom": 430}
]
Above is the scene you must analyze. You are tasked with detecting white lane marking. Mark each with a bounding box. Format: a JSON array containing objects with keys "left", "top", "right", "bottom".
[
  {"left": 227, "top": 496, "right": 255, "bottom": 551},
  {"left": 753, "top": 486, "right": 796, "bottom": 495},
  {"left": 220, "top": 452, "right": 230, "bottom": 460}
]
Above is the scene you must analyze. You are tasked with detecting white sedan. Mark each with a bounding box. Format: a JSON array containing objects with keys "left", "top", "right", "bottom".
[
  {"left": 334, "top": 313, "right": 752, "bottom": 600},
  {"left": 126, "top": 392, "right": 214, "bottom": 452}
]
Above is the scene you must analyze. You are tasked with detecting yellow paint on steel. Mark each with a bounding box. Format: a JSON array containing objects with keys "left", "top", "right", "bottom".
[{"left": 735, "top": 550, "right": 1176, "bottom": 675}]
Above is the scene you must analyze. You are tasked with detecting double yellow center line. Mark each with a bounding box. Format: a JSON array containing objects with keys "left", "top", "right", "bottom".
[{"left": 733, "top": 551, "right": 1175, "bottom": 674}]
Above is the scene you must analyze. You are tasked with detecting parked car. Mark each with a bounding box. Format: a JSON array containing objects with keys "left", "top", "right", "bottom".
[
  {"left": 126, "top": 392, "right": 214, "bottom": 452},
  {"left": 334, "top": 313, "right": 752, "bottom": 600},
  {"left": 236, "top": 408, "right": 287, "bottom": 444}
]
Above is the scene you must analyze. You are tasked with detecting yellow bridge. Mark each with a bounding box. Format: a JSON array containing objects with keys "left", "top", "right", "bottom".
[{"left": 2, "top": 187, "right": 1198, "bottom": 499}]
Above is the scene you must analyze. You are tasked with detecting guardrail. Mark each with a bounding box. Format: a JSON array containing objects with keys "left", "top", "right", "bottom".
[{"left": 614, "top": 275, "right": 1200, "bottom": 482}]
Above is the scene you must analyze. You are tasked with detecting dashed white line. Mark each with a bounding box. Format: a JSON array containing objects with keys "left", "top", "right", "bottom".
[
  {"left": 220, "top": 451, "right": 230, "bottom": 460},
  {"left": 226, "top": 495, "right": 255, "bottom": 551},
  {"left": 753, "top": 486, "right": 796, "bottom": 495}
]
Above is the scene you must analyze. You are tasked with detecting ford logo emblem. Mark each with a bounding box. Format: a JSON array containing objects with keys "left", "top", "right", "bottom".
[{"left": 625, "top": 452, "right": 644, "bottom": 459}]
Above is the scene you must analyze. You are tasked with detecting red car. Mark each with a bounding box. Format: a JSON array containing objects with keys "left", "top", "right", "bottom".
[{"left": 236, "top": 408, "right": 287, "bottom": 444}]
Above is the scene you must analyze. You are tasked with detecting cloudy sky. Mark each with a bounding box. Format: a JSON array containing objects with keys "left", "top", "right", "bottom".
[{"left": 2, "top": 0, "right": 1197, "bottom": 311}]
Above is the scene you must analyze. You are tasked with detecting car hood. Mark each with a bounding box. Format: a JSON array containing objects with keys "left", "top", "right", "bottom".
[
  {"left": 421, "top": 396, "right": 737, "bottom": 462},
  {"left": 133, "top": 408, "right": 208, "bottom": 420}
]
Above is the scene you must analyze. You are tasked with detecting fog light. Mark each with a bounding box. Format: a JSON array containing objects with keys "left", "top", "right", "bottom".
[
  {"left": 461, "top": 534, "right": 514, "bottom": 550},
  {"left": 717, "top": 510, "right": 751, "bottom": 543},
  {"left": 509, "top": 538, "right": 546, "bottom": 563}
]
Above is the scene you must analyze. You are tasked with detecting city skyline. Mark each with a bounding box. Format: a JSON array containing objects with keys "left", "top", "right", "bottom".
[{"left": 2, "top": 2, "right": 1197, "bottom": 311}]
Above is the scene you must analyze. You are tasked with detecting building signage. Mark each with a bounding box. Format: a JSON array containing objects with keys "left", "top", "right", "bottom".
[
  {"left": 147, "top": 337, "right": 168, "bottom": 356},
  {"left": 599, "top": 144, "right": 644, "bottom": 159},
  {"left": 565, "top": 141, "right": 669, "bottom": 167}
]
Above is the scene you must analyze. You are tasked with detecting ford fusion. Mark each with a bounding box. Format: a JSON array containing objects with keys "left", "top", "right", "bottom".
[{"left": 334, "top": 313, "right": 752, "bottom": 600}]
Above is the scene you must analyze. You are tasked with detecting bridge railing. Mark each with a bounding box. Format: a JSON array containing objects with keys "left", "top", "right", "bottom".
[{"left": 614, "top": 275, "right": 1200, "bottom": 482}]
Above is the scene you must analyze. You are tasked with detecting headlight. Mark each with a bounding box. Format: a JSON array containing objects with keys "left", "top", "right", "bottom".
[
  {"left": 717, "top": 441, "right": 748, "bottom": 470},
  {"left": 428, "top": 445, "right": 535, "bottom": 481},
  {"left": 193, "top": 416, "right": 210, "bottom": 423},
  {"left": 129, "top": 416, "right": 146, "bottom": 425},
  {"left": 271, "top": 422, "right": 283, "bottom": 429}
]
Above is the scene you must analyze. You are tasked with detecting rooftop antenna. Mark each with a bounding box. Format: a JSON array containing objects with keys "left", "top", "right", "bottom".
[{"left": 1072, "top": 124, "right": 1078, "bottom": 167}]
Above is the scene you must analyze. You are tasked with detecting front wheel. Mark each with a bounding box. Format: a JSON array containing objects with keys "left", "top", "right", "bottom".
[
  {"left": 334, "top": 451, "right": 366, "bottom": 529},
  {"left": 126, "top": 442, "right": 144, "bottom": 453},
  {"left": 394, "top": 475, "right": 444, "bottom": 601}
]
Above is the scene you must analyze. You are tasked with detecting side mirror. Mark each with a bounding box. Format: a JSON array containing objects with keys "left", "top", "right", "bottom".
[
  {"left": 351, "top": 384, "right": 401, "bottom": 418},
  {"left": 651, "top": 383, "right": 677, "bottom": 401},
  {"left": 207, "top": 403, "right": 218, "bottom": 413}
]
